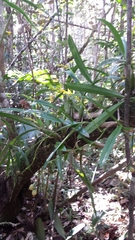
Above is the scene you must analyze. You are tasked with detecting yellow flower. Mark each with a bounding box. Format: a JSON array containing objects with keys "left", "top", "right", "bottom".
[
  {"left": 60, "top": 89, "right": 72, "bottom": 95},
  {"left": 49, "top": 95, "right": 54, "bottom": 102},
  {"left": 6, "top": 31, "right": 12, "bottom": 35}
]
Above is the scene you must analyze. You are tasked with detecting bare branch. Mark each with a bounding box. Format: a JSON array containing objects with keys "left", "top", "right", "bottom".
[{"left": 7, "top": 13, "right": 57, "bottom": 70}]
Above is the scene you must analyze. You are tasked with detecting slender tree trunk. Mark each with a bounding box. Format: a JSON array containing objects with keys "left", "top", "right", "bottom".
[
  {"left": 124, "top": 0, "right": 134, "bottom": 239},
  {"left": 0, "top": 0, "right": 9, "bottom": 109},
  {"left": 0, "top": 0, "right": 5, "bottom": 77},
  {"left": 0, "top": 1, "right": 16, "bottom": 140}
]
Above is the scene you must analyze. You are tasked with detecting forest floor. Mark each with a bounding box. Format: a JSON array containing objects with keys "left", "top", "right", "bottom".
[{"left": 0, "top": 152, "right": 134, "bottom": 240}]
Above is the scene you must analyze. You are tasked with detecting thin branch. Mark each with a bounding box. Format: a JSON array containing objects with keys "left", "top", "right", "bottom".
[
  {"left": 7, "top": 13, "right": 57, "bottom": 70},
  {"left": 7, "top": 3, "right": 113, "bottom": 71}
]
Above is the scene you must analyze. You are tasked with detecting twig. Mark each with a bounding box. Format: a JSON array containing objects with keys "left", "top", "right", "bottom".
[
  {"left": 0, "top": 222, "right": 20, "bottom": 227},
  {"left": 7, "top": 13, "right": 57, "bottom": 70}
]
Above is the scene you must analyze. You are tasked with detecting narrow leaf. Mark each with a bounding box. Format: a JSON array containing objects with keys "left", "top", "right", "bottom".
[
  {"left": 35, "top": 218, "right": 45, "bottom": 240},
  {"left": 97, "top": 57, "right": 125, "bottom": 69},
  {"left": 0, "top": 109, "right": 61, "bottom": 124},
  {"left": 65, "top": 82, "right": 123, "bottom": 98},
  {"left": 48, "top": 199, "right": 54, "bottom": 220},
  {"left": 99, "top": 19, "right": 125, "bottom": 57},
  {"left": 91, "top": 211, "right": 105, "bottom": 227},
  {"left": 0, "top": 112, "right": 37, "bottom": 128},
  {"left": 76, "top": 169, "right": 94, "bottom": 192},
  {"left": 84, "top": 101, "right": 123, "bottom": 134},
  {"left": 68, "top": 35, "right": 92, "bottom": 83},
  {"left": 65, "top": 69, "right": 80, "bottom": 83},
  {"left": 66, "top": 223, "right": 85, "bottom": 240},
  {"left": 56, "top": 155, "right": 63, "bottom": 179},
  {"left": 54, "top": 214, "right": 66, "bottom": 239},
  {"left": 23, "top": 0, "right": 38, "bottom": 8},
  {"left": 35, "top": 100, "right": 58, "bottom": 110},
  {"left": 99, "top": 126, "right": 122, "bottom": 167},
  {"left": 3, "top": 0, "right": 36, "bottom": 29}
]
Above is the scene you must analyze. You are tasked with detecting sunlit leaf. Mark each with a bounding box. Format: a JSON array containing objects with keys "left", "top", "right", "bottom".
[
  {"left": 65, "top": 82, "right": 123, "bottom": 98},
  {"left": 91, "top": 211, "right": 105, "bottom": 227},
  {"left": 66, "top": 223, "right": 85, "bottom": 240},
  {"left": 121, "top": 36, "right": 127, "bottom": 56}
]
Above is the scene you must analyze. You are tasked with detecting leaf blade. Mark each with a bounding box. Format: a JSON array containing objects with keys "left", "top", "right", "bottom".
[
  {"left": 65, "top": 82, "right": 124, "bottom": 98},
  {"left": 68, "top": 35, "right": 92, "bottom": 83},
  {"left": 99, "top": 126, "right": 122, "bottom": 167},
  {"left": 3, "top": 0, "right": 36, "bottom": 29},
  {"left": 99, "top": 19, "right": 125, "bottom": 57}
]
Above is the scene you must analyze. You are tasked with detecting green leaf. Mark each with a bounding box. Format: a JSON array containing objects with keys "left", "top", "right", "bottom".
[
  {"left": 91, "top": 211, "right": 105, "bottom": 227},
  {"left": 76, "top": 169, "right": 94, "bottom": 192},
  {"left": 48, "top": 199, "right": 54, "bottom": 220},
  {"left": 66, "top": 223, "right": 85, "bottom": 240},
  {"left": 56, "top": 155, "right": 63, "bottom": 179},
  {"left": 97, "top": 57, "right": 125, "bottom": 69},
  {"left": 65, "top": 70, "right": 80, "bottom": 83},
  {"left": 54, "top": 214, "right": 66, "bottom": 239},
  {"left": 43, "top": 128, "right": 76, "bottom": 167},
  {"left": 35, "top": 218, "right": 46, "bottom": 240},
  {"left": 35, "top": 100, "right": 58, "bottom": 110},
  {"left": 99, "top": 19, "right": 125, "bottom": 57},
  {"left": 3, "top": 0, "right": 36, "bottom": 29},
  {"left": 23, "top": 0, "right": 38, "bottom": 8},
  {"left": 68, "top": 35, "right": 92, "bottom": 83},
  {"left": 121, "top": 36, "right": 127, "bottom": 56},
  {"left": 0, "top": 109, "right": 61, "bottom": 124},
  {"left": 43, "top": 124, "right": 84, "bottom": 168},
  {"left": 65, "top": 82, "right": 123, "bottom": 98},
  {"left": 99, "top": 126, "right": 122, "bottom": 167},
  {"left": 84, "top": 101, "right": 123, "bottom": 134},
  {"left": 0, "top": 146, "right": 11, "bottom": 166},
  {"left": 14, "top": 146, "right": 30, "bottom": 167},
  {"left": 75, "top": 167, "right": 96, "bottom": 214},
  {"left": 0, "top": 111, "right": 37, "bottom": 128},
  {"left": 77, "top": 126, "right": 89, "bottom": 138}
]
